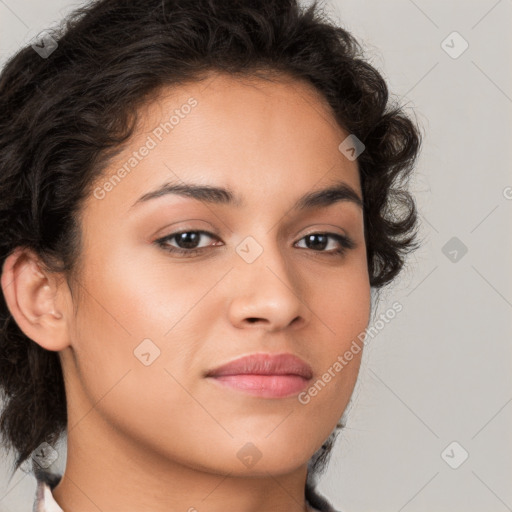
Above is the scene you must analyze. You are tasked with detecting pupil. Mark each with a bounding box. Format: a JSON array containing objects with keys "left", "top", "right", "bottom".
[
  {"left": 307, "top": 234, "right": 327, "bottom": 250},
  {"left": 178, "top": 232, "right": 199, "bottom": 249}
]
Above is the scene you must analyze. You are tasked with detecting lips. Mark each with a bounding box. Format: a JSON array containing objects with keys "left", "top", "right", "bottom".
[
  {"left": 205, "top": 352, "right": 313, "bottom": 380},
  {"left": 205, "top": 353, "right": 313, "bottom": 398}
]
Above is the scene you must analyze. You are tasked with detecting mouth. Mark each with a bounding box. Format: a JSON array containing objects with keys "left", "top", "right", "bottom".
[
  {"left": 206, "top": 374, "right": 311, "bottom": 398},
  {"left": 205, "top": 352, "right": 313, "bottom": 399}
]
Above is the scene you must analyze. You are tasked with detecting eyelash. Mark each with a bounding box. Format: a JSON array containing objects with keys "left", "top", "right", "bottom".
[{"left": 154, "top": 229, "right": 356, "bottom": 258}]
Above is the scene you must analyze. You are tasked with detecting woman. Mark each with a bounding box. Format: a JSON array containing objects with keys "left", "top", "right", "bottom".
[{"left": 0, "top": 0, "right": 422, "bottom": 511}]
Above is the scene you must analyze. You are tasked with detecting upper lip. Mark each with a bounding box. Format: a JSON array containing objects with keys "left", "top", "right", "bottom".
[{"left": 205, "top": 353, "right": 313, "bottom": 379}]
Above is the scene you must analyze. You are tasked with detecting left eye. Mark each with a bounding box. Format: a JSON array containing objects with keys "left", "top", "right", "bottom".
[{"left": 154, "top": 230, "right": 355, "bottom": 257}]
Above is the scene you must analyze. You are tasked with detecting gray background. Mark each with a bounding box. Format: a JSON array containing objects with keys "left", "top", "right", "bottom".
[{"left": 1, "top": 1, "right": 511, "bottom": 511}]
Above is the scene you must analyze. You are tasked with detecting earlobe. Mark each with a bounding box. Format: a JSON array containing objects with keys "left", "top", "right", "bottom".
[{"left": 1, "top": 247, "right": 70, "bottom": 352}]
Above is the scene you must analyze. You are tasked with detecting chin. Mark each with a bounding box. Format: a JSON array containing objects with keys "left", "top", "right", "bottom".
[{"left": 227, "top": 438, "right": 315, "bottom": 476}]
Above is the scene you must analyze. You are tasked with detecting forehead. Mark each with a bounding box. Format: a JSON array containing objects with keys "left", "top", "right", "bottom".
[{"left": 85, "top": 72, "right": 361, "bottom": 218}]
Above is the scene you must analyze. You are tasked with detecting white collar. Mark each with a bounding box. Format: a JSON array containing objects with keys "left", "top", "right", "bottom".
[{"left": 33, "top": 476, "right": 64, "bottom": 512}]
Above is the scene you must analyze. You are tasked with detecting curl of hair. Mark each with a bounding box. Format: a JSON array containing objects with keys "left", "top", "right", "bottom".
[{"left": 0, "top": 0, "right": 422, "bottom": 484}]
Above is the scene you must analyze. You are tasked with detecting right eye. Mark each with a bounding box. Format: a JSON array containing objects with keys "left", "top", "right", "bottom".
[{"left": 154, "top": 230, "right": 221, "bottom": 257}]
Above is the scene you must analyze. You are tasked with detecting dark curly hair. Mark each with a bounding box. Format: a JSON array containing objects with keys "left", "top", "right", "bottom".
[{"left": 0, "top": 0, "right": 423, "bottom": 492}]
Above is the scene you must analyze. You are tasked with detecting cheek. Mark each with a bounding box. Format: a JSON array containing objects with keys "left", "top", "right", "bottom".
[
  {"left": 312, "top": 252, "right": 371, "bottom": 343},
  {"left": 305, "top": 261, "right": 370, "bottom": 398},
  {"left": 78, "top": 238, "right": 211, "bottom": 340},
  {"left": 67, "top": 244, "right": 216, "bottom": 412},
  {"left": 67, "top": 267, "right": 203, "bottom": 449}
]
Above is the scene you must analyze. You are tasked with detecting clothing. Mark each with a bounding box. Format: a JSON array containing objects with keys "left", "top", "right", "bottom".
[
  {"left": 32, "top": 470, "right": 339, "bottom": 512},
  {"left": 33, "top": 471, "right": 63, "bottom": 512}
]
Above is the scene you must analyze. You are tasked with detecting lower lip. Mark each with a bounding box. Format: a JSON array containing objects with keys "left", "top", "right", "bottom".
[{"left": 207, "top": 374, "right": 310, "bottom": 398}]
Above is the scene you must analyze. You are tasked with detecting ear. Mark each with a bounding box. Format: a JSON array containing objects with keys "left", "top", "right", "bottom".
[{"left": 1, "top": 247, "right": 71, "bottom": 352}]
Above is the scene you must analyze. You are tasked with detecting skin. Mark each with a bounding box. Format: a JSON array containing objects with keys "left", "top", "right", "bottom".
[{"left": 1, "top": 72, "right": 371, "bottom": 512}]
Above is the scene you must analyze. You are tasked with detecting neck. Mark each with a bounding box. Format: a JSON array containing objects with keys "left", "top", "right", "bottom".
[{"left": 52, "top": 414, "right": 314, "bottom": 512}]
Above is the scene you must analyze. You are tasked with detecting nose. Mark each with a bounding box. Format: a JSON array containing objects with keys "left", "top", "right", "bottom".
[{"left": 226, "top": 237, "right": 310, "bottom": 332}]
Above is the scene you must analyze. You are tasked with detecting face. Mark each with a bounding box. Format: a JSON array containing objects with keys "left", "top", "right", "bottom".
[{"left": 58, "top": 72, "right": 371, "bottom": 476}]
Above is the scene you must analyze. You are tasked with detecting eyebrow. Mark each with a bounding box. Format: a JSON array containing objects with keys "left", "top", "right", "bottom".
[{"left": 130, "top": 179, "right": 363, "bottom": 211}]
